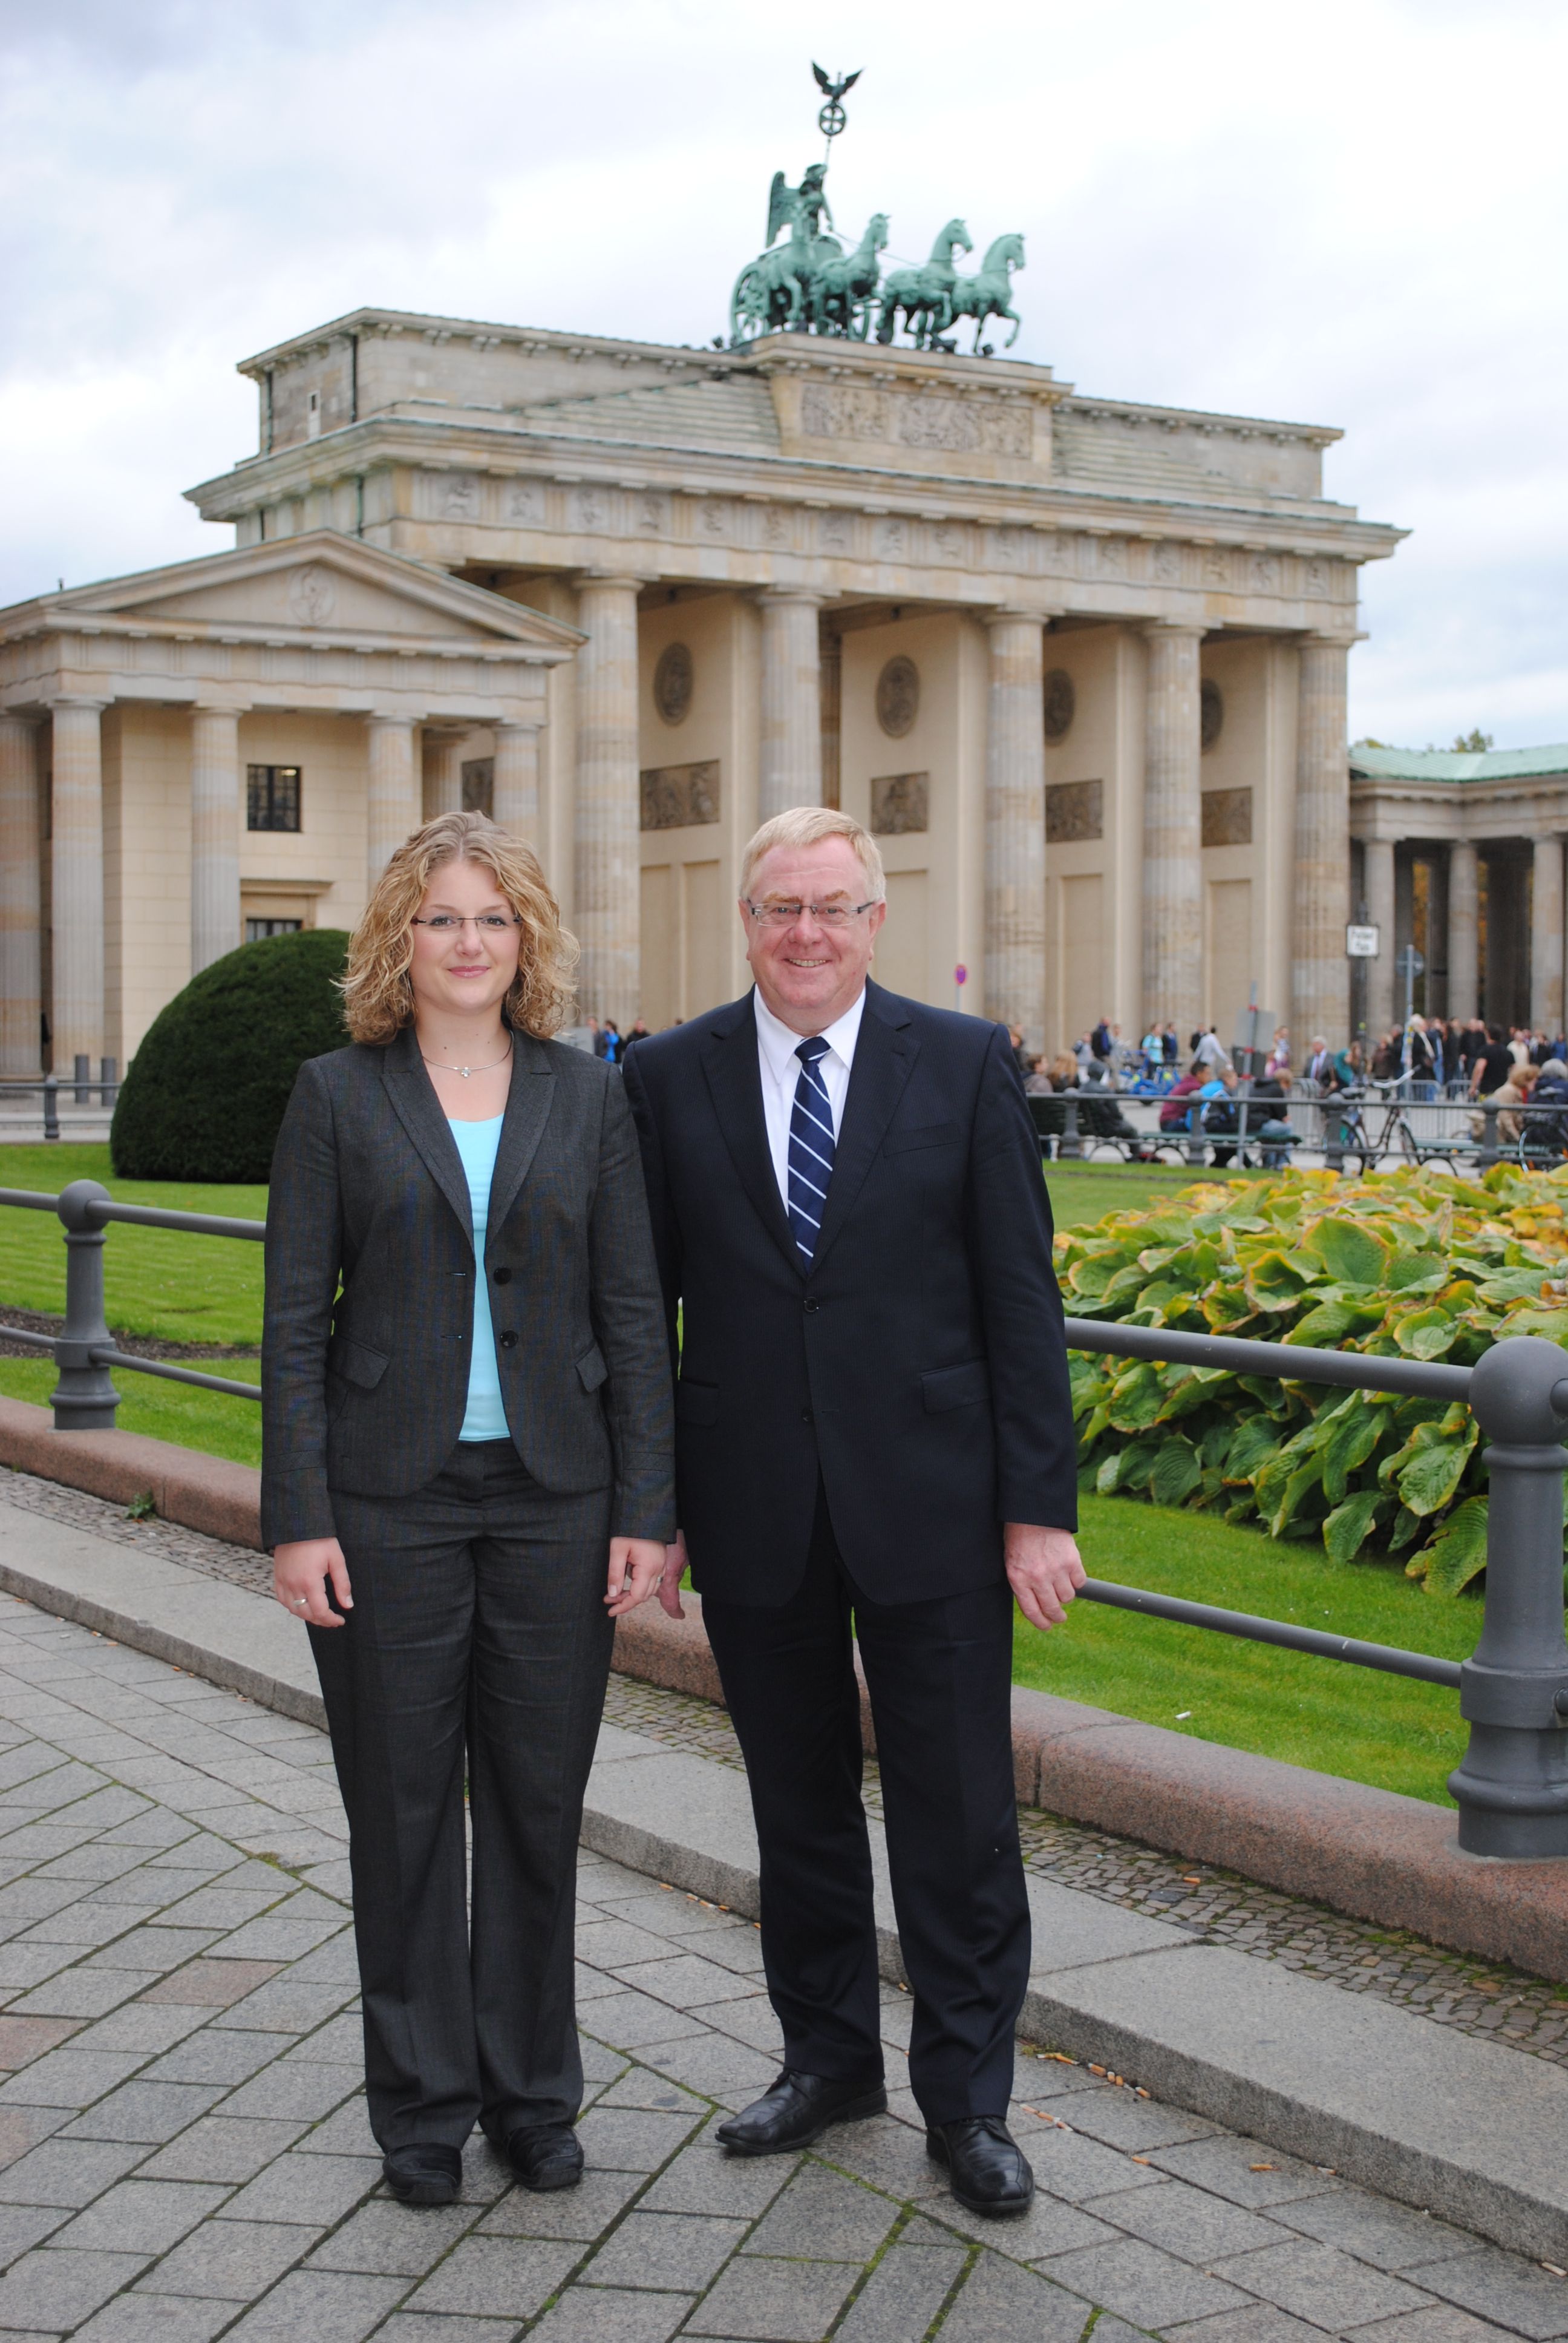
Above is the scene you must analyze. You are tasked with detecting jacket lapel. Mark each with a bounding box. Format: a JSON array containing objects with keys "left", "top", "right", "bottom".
[
  {"left": 486, "top": 1034, "right": 557, "bottom": 1253},
  {"left": 701, "top": 994, "right": 803, "bottom": 1280},
  {"left": 381, "top": 1026, "right": 475, "bottom": 1247},
  {"left": 811, "top": 982, "right": 918, "bottom": 1275}
]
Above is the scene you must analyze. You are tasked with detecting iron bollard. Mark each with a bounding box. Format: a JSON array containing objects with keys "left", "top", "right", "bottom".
[
  {"left": 73, "top": 1052, "right": 90, "bottom": 1108},
  {"left": 99, "top": 1057, "right": 116, "bottom": 1109},
  {"left": 1447, "top": 1335, "right": 1568, "bottom": 1856},
  {"left": 1324, "top": 1101, "right": 1345, "bottom": 1175},
  {"left": 41, "top": 1076, "right": 59, "bottom": 1144},
  {"left": 1478, "top": 1101, "right": 1500, "bottom": 1169},
  {"left": 1059, "top": 1093, "right": 1082, "bottom": 1161},
  {"left": 49, "top": 1181, "right": 119, "bottom": 1432}
]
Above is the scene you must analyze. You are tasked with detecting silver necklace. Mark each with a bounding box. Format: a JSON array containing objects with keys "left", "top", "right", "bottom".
[{"left": 420, "top": 1041, "right": 512, "bottom": 1080}]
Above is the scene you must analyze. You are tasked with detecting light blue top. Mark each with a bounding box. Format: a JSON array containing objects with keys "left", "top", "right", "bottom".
[{"left": 448, "top": 1115, "right": 509, "bottom": 1443}]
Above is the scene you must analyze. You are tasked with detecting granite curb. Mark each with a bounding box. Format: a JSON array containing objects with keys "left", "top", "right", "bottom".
[{"left": 5, "top": 1394, "right": 1568, "bottom": 1982}]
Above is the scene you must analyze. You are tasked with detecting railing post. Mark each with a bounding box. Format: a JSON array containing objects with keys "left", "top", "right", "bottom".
[
  {"left": 1447, "top": 1335, "right": 1568, "bottom": 1856},
  {"left": 50, "top": 1180, "right": 119, "bottom": 1431},
  {"left": 42, "top": 1075, "right": 59, "bottom": 1144},
  {"left": 73, "top": 1052, "right": 90, "bottom": 1108},
  {"left": 99, "top": 1057, "right": 116, "bottom": 1109},
  {"left": 1059, "top": 1092, "right": 1082, "bottom": 1161},
  {"left": 1479, "top": 1101, "right": 1500, "bottom": 1168},
  {"left": 1324, "top": 1096, "right": 1345, "bottom": 1174}
]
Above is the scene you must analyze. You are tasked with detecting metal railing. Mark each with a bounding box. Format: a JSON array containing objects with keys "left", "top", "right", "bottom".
[
  {"left": 1, "top": 1179, "right": 1567, "bottom": 1860},
  {"left": 0, "top": 1064, "right": 120, "bottom": 1135}
]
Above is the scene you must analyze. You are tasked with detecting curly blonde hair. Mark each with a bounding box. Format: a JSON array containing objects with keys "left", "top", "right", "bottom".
[{"left": 342, "top": 811, "right": 578, "bottom": 1046}]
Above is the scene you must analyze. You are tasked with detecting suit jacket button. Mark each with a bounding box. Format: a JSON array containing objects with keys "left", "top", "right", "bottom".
[
  {"left": 499, "top": 1331, "right": 518, "bottom": 1350},
  {"left": 801, "top": 1409, "right": 813, "bottom": 1425},
  {"left": 803, "top": 1296, "right": 820, "bottom": 1314},
  {"left": 492, "top": 1265, "right": 512, "bottom": 1285}
]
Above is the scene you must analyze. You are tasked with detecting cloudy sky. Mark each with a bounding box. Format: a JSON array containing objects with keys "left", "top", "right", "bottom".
[{"left": 3, "top": 0, "right": 1564, "bottom": 749}]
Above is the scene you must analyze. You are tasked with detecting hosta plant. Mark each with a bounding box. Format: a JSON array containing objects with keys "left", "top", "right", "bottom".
[{"left": 1059, "top": 1165, "right": 1568, "bottom": 1596}]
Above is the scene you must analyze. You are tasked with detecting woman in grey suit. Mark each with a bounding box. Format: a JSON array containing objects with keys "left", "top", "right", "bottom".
[{"left": 264, "top": 810, "right": 674, "bottom": 2208}]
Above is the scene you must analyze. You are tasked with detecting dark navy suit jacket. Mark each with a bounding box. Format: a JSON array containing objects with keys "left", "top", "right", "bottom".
[{"left": 622, "top": 982, "right": 1077, "bottom": 1607}]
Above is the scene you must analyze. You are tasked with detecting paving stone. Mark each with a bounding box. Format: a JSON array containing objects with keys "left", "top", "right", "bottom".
[
  {"left": 136, "top": 2119, "right": 309, "bottom": 2185},
  {"left": 1209, "top": 2240, "right": 1437, "bottom": 2329},
  {"left": 68, "top": 2008, "right": 203, "bottom": 2058},
  {"left": 0, "top": 2047, "right": 145, "bottom": 2108},
  {"left": 62, "top": 2080, "right": 224, "bottom": 2143},
  {"left": 613, "top": 1955, "right": 766, "bottom": 2008},
  {"left": 941, "top": 2189, "right": 1121, "bottom": 2261},
  {"left": 587, "top": 2208, "right": 750, "bottom": 2291},
  {"left": 206, "top": 2060, "right": 353, "bottom": 2120},
  {"left": 208, "top": 1983, "right": 354, "bottom": 2034},
  {"left": 137, "top": 1962, "right": 282, "bottom": 2010},
  {"left": 305, "top": 2200, "right": 479, "bottom": 2276},
  {"left": 529, "top": 2290, "right": 696, "bottom": 2343},
  {"left": 280, "top": 2012, "right": 363, "bottom": 2066},
  {"left": 577, "top": 1919, "right": 690, "bottom": 1970},
  {"left": 375, "top": 2318, "right": 520, "bottom": 2343},
  {"left": 0, "top": 2244, "right": 150, "bottom": 2330},
  {"left": 0, "top": 2112, "right": 67, "bottom": 2175},
  {"left": 1163, "top": 2310, "right": 1329, "bottom": 2343},
  {"left": 1045, "top": 2237, "right": 1254, "bottom": 2327},
  {"left": 73, "top": 2295, "right": 240, "bottom": 2341},
  {"left": 0, "top": 2019, "right": 80, "bottom": 2073},
  {"left": 1271, "top": 2191, "right": 1483, "bottom": 2274},
  {"left": 1149, "top": 2139, "right": 1343, "bottom": 2211},
  {"left": 596, "top": 2070, "right": 707, "bottom": 2114},
  {"left": 1082, "top": 2177, "right": 1293, "bottom": 2261},
  {"left": 0, "top": 2205, "right": 67, "bottom": 2267},
  {"left": 0, "top": 2138, "right": 148, "bottom": 2206},
  {"left": 1417, "top": 2252, "right": 1568, "bottom": 2340},
  {"left": 217, "top": 2268, "right": 405, "bottom": 2339},
  {"left": 1348, "top": 2310, "right": 1539, "bottom": 2343},
  {"left": 1034, "top": 2085, "right": 1219, "bottom": 2154},
  {"left": 835, "top": 2240, "right": 967, "bottom": 2341},
  {"left": 935, "top": 2252, "right": 1094, "bottom": 2343},
  {"left": 573, "top": 2105, "right": 704, "bottom": 2172},
  {"left": 572, "top": 1993, "right": 710, "bottom": 2052},
  {"left": 131, "top": 2218, "right": 315, "bottom": 2299},
  {"left": 1008, "top": 2119, "right": 1172, "bottom": 2207},
  {"left": 402, "top": 2234, "right": 581, "bottom": 2317},
  {"left": 140, "top": 2032, "right": 278, "bottom": 2088},
  {"left": 742, "top": 2165, "right": 900, "bottom": 2263},
  {"left": 478, "top": 2165, "right": 645, "bottom": 2240},
  {"left": 630, "top": 2034, "right": 778, "bottom": 2099},
  {"left": 51, "top": 2177, "right": 229, "bottom": 2254},
  {"left": 292, "top": 2099, "right": 377, "bottom": 2158},
  {"left": 687, "top": 1997, "right": 785, "bottom": 2054},
  {"left": 215, "top": 2151, "right": 381, "bottom": 2226},
  {"left": 811, "top": 2115, "right": 950, "bottom": 2204},
  {"left": 686, "top": 2253, "right": 859, "bottom": 2340},
  {"left": 640, "top": 2138, "right": 798, "bottom": 2220}
]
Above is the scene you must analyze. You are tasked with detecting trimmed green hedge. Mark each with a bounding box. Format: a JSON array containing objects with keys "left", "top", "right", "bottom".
[
  {"left": 111, "top": 930, "right": 350, "bottom": 1184},
  {"left": 1061, "top": 1166, "right": 1568, "bottom": 1596}
]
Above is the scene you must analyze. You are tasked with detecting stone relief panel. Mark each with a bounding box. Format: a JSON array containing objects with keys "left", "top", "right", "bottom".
[
  {"left": 800, "top": 384, "right": 890, "bottom": 441},
  {"left": 990, "top": 525, "right": 1027, "bottom": 571},
  {"left": 1153, "top": 542, "right": 1183, "bottom": 585},
  {"left": 928, "top": 521, "right": 966, "bottom": 565},
  {"left": 653, "top": 643, "right": 694, "bottom": 727},
  {"left": 1096, "top": 537, "right": 1127, "bottom": 578},
  {"left": 1042, "top": 670, "right": 1076, "bottom": 744},
  {"left": 506, "top": 481, "right": 544, "bottom": 525},
  {"left": 286, "top": 566, "right": 337, "bottom": 625},
  {"left": 640, "top": 761, "right": 720, "bottom": 830},
  {"left": 441, "top": 474, "right": 481, "bottom": 520},
  {"left": 696, "top": 498, "right": 733, "bottom": 542},
  {"left": 1201, "top": 785, "right": 1252, "bottom": 847},
  {"left": 636, "top": 491, "right": 670, "bottom": 536},
  {"left": 1303, "top": 558, "right": 1330, "bottom": 598},
  {"left": 1200, "top": 548, "right": 1232, "bottom": 589},
  {"left": 1200, "top": 681, "right": 1224, "bottom": 752},
  {"left": 871, "top": 772, "right": 929, "bottom": 834},
  {"left": 1249, "top": 554, "right": 1280, "bottom": 594},
  {"left": 877, "top": 517, "right": 909, "bottom": 561},
  {"left": 574, "top": 487, "right": 607, "bottom": 531},
  {"left": 818, "top": 510, "right": 852, "bottom": 554},
  {"left": 875, "top": 656, "right": 920, "bottom": 739},
  {"left": 760, "top": 505, "right": 792, "bottom": 548},
  {"left": 1045, "top": 779, "right": 1103, "bottom": 842},
  {"left": 797, "top": 383, "right": 1031, "bottom": 457}
]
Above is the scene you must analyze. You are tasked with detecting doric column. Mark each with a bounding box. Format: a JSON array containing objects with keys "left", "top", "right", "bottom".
[
  {"left": 1448, "top": 839, "right": 1478, "bottom": 1026},
  {"left": 1533, "top": 834, "right": 1564, "bottom": 1037},
  {"left": 492, "top": 721, "right": 541, "bottom": 843},
  {"left": 0, "top": 717, "right": 42, "bottom": 1076},
  {"left": 1142, "top": 624, "right": 1204, "bottom": 1043},
  {"left": 365, "top": 716, "right": 419, "bottom": 888},
  {"left": 819, "top": 623, "right": 841, "bottom": 812},
  {"left": 1293, "top": 635, "right": 1351, "bottom": 1045},
  {"left": 758, "top": 592, "right": 823, "bottom": 819},
  {"left": 48, "top": 700, "right": 106, "bottom": 1070},
  {"left": 423, "top": 730, "right": 467, "bottom": 819},
  {"left": 573, "top": 575, "right": 642, "bottom": 1023},
  {"left": 984, "top": 611, "right": 1047, "bottom": 1049},
  {"left": 190, "top": 706, "right": 243, "bottom": 975}
]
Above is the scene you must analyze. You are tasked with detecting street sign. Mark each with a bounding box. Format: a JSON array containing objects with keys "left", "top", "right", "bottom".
[
  {"left": 1346, "top": 924, "right": 1380, "bottom": 958},
  {"left": 1396, "top": 946, "right": 1425, "bottom": 979},
  {"left": 954, "top": 965, "right": 967, "bottom": 986}
]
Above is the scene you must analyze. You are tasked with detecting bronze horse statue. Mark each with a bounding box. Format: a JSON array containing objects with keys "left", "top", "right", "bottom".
[
  {"left": 875, "top": 220, "right": 972, "bottom": 348},
  {"left": 946, "top": 232, "right": 1026, "bottom": 350}
]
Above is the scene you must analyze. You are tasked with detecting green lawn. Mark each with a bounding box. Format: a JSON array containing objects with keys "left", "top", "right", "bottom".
[
  {"left": 0, "top": 1358, "right": 260, "bottom": 1469},
  {"left": 1045, "top": 1161, "right": 1240, "bottom": 1234}
]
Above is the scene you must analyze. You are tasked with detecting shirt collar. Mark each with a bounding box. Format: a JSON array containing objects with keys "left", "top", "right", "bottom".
[{"left": 754, "top": 983, "right": 867, "bottom": 1079}]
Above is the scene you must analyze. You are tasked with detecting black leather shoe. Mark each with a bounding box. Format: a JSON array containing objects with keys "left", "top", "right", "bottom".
[
  {"left": 383, "top": 2142, "right": 462, "bottom": 2205},
  {"left": 505, "top": 2123, "right": 584, "bottom": 2192},
  {"left": 716, "top": 2069, "right": 887, "bottom": 2156},
  {"left": 927, "top": 2115, "right": 1035, "bottom": 2216}
]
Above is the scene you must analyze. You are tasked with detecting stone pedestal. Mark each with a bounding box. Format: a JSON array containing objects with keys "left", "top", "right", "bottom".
[
  {"left": 1142, "top": 625, "right": 1203, "bottom": 1043},
  {"left": 1448, "top": 839, "right": 1478, "bottom": 1026},
  {"left": 365, "top": 716, "right": 419, "bottom": 886},
  {"left": 0, "top": 717, "right": 41, "bottom": 1077},
  {"left": 49, "top": 700, "right": 106, "bottom": 1070},
  {"left": 1293, "top": 636, "right": 1351, "bottom": 1046},
  {"left": 984, "top": 612, "right": 1047, "bottom": 1049},
  {"left": 493, "top": 722, "right": 541, "bottom": 844},
  {"left": 1534, "top": 836, "right": 1564, "bottom": 1037},
  {"left": 758, "top": 592, "right": 823, "bottom": 820},
  {"left": 190, "top": 707, "right": 243, "bottom": 975},
  {"left": 573, "top": 576, "right": 642, "bottom": 1022}
]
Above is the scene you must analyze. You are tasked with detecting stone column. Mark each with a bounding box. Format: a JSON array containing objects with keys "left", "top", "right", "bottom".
[
  {"left": 984, "top": 611, "right": 1047, "bottom": 1049},
  {"left": 819, "top": 624, "right": 841, "bottom": 812},
  {"left": 1142, "top": 624, "right": 1204, "bottom": 1043},
  {"left": 573, "top": 576, "right": 642, "bottom": 1023},
  {"left": 48, "top": 699, "right": 106, "bottom": 1071},
  {"left": 190, "top": 706, "right": 243, "bottom": 975},
  {"left": 492, "top": 721, "right": 541, "bottom": 843},
  {"left": 1293, "top": 635, "right": 1351, "bottom": 1045},
  {"left": 758, "top": 592, "right": 824, "bottom": 819},
  {"left": 423, "top": 731, "right": 466, "bottom": 819},
  {"left": 0, "top": 717, "right": 42, "bottom": 1076},
  {"left": 1448, "top": 838, "right": 1478, "bottom": 1026},
  {"left": 365, "top": 716, "right": 420, "bottom": 888},
  {"left": 1534, "top": 834, "right": 1564, "bottom": 1037},
  {"left": 1363, "top": 836, "right": 1397, "bottom": 1037}
]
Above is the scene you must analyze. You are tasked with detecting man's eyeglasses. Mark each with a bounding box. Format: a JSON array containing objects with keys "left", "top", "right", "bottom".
[
  {"left": 743, "top": 899, "right": 877, "bottom": 929},
  {"left": 411, "top": 915, "right": 522, "bottom": 934}
]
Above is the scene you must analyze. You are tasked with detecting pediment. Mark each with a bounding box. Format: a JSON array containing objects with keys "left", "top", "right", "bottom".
[{"left": 33, "top": 532, "right": 581, "bottom": 653}]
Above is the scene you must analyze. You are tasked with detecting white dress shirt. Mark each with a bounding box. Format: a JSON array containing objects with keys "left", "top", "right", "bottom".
[{"left": 754, "top": 984, "right": 867, "bottom": 1210}]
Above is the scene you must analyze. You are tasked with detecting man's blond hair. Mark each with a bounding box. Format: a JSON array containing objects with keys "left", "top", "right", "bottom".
[{"left": 740, "top": 807, "right": 886, "bottom": 902}]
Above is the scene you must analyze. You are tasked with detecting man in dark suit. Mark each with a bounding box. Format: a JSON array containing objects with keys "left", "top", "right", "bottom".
[{"left": 622, "top": 807, "right": 1083, "bottom": 2218}]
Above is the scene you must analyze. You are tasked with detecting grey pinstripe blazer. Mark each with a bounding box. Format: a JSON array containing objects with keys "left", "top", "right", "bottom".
[{"left": 260, "top": 1023, "right": 675, "bottom": 1551}]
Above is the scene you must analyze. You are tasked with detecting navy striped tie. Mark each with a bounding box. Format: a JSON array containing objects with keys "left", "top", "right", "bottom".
[{"left": 787, "top": 1036, "right": 835, "bottom": 1266}]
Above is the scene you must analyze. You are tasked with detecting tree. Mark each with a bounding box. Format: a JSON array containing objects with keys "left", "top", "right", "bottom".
[{"left": 1451, "top": 729, "right": 1494, "bottom": 753}]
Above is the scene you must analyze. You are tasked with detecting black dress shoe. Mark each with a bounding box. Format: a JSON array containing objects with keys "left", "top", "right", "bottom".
[
  {"left": 383, "top": 2142, "right": 462, "bottom": 2205},
  {"left": 505, "top": 2122, "right": 584, "bottom": 2192},
  {"left": 927, "top": 2115, "right": 1035, "bottom": 2215},
  {"left": 716, "top": 2069, "right": 887, "bottom": 2156}
]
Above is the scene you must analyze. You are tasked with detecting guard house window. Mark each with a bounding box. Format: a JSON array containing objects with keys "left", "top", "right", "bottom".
[
  {"left": 247, "top": 765, "right": 301, "bottom": 833},
  {"left": 246, "top": 918, "right": 302, "bottom": 942}
]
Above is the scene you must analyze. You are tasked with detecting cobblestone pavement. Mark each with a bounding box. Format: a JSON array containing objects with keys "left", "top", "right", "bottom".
[
  {"left": 8, "top": 1460, "right": 1568, "bottom": 2072},
  {"left": 0, "top": 1599, "right": 1559, "bottom": 2338}
]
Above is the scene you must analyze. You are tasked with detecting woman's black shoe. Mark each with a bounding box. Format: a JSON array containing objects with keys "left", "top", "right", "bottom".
[
  {"left": 926, "top": 2115, "right": 1034, "bottom": 2215},
  {"left": 505, "top": 2123, "right": 584, "bottom": 2191},
  {"left": 383, "top": 2142, "right": 462, "bottom": 2205}
]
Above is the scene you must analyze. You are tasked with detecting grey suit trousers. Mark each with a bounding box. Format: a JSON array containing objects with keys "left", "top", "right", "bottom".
[{"left": 310, "top": 1440, "right": 612, "bottom": 2152}]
